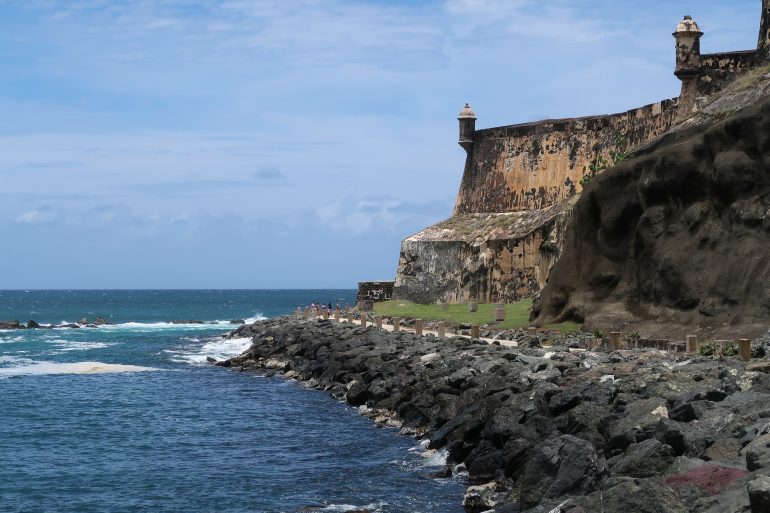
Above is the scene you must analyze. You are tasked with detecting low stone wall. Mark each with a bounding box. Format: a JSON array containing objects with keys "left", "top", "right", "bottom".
[{"left": 356, "top": 281, "right": 394, "bottom": 305}]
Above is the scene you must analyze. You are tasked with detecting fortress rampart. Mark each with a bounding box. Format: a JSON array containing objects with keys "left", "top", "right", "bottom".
[
  {"left": 391, "top": 3, "right": 770, "bottom": 305},
  {"left": 454, "top": 100, "right": 679, "bottom": 214}
]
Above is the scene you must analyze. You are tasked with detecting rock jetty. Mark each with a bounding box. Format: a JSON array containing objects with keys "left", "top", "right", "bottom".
[{"left": 222, "top": 317, "right": 770, "bottom": 513}]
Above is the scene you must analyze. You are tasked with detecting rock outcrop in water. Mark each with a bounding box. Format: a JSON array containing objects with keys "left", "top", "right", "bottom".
[
  {"left": 223, "top": 317, "right": 770, "bottom": 512},
  {"left": 534, "top": 94, "right": 770, "bottom": 338}
]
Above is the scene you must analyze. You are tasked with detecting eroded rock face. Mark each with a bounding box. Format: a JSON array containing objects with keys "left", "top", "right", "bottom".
[{"left": 535, "top": 96, "right": 770, "bottom": 336}]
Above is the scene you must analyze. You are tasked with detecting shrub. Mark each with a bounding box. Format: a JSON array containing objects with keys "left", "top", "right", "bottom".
[{"left": 698, "top": 342, "right": 717, "bottom": 356}]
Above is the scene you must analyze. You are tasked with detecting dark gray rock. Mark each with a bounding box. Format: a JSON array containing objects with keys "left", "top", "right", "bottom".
[
  {"left": 219, "top": 317, "right": 770, "bottom": 512},
  {"left": 749, "top": 475, "right": 770, "bottom": 513},
  {"left": 746, "top": 434, "right": 770, "bottom": 471},
  {"left": 702, "top": 437, "right": 742, "bottom": 463},
  {"left": 609, "top": 439, "right": 675, "bottom": 478},
  {"left": 0, "top": 320, "right": 22, "bottom": 330},
  {"left": 572, "top": 480, "right": 687, "bottom": 513},
  {"left": 519, "top": 435, "right": 605, "bottom": 509}
]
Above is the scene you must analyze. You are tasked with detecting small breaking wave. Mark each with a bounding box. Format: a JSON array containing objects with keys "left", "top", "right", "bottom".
[
  {"left": 420, "top": 448, "right": 449, "bottom": 467},
  {"left": 168, "top": 336, "right": 253, "bottom": 364},
  {"left": 99, "top": 321, "right": 234, "bottom": 331},
  {"left": 244, "top": 314, "right": 267, "bottom": 324},
  {"left": 317, "top": 503, "right": 385, "bottom": 512},
  {"left": 0, "top": 315, "right": 267, "bottom": 332},
  {"left": 48, "top": 339, "right": 113, "bottom": 352},
  {"left": 0, "top": 335, "right": 25, "bottom": 345}
]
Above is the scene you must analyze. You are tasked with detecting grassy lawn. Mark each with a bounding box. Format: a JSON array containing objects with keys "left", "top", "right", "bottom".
[{"left": 373, "top": 299, "right": 583, "bottom": 334}]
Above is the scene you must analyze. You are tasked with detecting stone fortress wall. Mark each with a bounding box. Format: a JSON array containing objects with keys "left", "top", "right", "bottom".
[
  {"left": 392, "top": 2, "right": 770, "bottom": 305},
  {"left": 453, "top": 100, "right": 679, "bottom": 214}
]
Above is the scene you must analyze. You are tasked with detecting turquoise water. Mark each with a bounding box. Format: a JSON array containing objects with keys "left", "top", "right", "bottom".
[{"left": 0, "top": 290, "right": 465, "bottom": 513}]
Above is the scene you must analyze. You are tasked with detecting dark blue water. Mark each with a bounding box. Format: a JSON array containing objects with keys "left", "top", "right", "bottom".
[{"left": 0, "top": 290, "right": 465, "bottom": 513}]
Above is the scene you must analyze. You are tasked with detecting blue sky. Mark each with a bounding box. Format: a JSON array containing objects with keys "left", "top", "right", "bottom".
[{"left": 0, "top": 0, "right": 760, "bottom": 288}]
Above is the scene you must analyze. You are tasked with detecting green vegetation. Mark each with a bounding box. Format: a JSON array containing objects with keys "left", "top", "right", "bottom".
[
  {"left": 698, "top": 342, "right": 717, "bottom": 356},
  {"left": 372, "top": 299, "right": 582, "bottom": 334},
  {"left": 727, "top": 63, "right": 770, "bottom": 94},
  {"left": 580, "top": 137, "right": 628, "bottom": 187},
  {"left": 698, "top": 341, "right": 739, "bottom": 357}
]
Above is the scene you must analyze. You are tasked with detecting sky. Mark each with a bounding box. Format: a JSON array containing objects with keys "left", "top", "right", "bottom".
[{"left": 0, "top": 0, "right": 761, "bottom": 289}]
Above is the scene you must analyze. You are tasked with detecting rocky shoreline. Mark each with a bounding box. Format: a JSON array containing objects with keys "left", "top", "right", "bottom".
[{"left": 220, "top": 316, "right": 770, "bottom": 513}]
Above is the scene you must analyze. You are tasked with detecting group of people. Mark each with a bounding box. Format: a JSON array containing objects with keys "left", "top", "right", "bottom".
[{"left": 309, "top": 302, "right": 335, "bottom": 313}]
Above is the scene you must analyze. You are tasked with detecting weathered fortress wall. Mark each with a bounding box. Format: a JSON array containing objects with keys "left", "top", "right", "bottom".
[
  {"left": 390, "top": 4, "right": 770, "bottom": 305},
  {"left": 395, "top": 202, "right": 574, "bottom": 304},
  {"left": 453, "top": 100, "right": 679, "bottom": 214},
  {"left": 697, "top": 50, "right": 760, "bottom": 97}
]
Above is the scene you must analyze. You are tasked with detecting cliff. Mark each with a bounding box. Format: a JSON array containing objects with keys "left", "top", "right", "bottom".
[{"left": 534, "top": 74, "right": 770, "bottom": 338}]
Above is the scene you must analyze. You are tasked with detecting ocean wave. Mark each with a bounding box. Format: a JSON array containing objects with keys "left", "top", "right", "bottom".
[
  {"left": 318, "top": 503, "right": 384, "bottom": 512},
  {"left": 99, "top": 321, "right": 234, "bottom": 330},
  {"left": 244, "top": 314, "right": 267, "bottom": 324},
  {"left": 0, "top": 314, "right": 267, "bottom": 332},
  {"left": 0, "top": 357, "right": 159, "bottom": 376},
  {"left": 168, "top": 336, "right": 253, "bottom": 364},
  {"left": 0, "top": 335, "right": 25, "bottom": 344},
  {"left": 420, "top": 448, "right": 449, "bottom": 467},
  {"left": 48, "top": 339, "right": 113, "bottom": 352}
]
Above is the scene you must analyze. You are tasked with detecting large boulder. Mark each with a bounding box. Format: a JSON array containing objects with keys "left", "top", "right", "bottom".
[
  {"left": 749, "top": 475, "right": 770, "bottom": 513},
  {"left": 519, "top": 435, "right": 605, "bottom": 509},
  {"left": 0, "top": 320, "right": 22, "bottom": 330},
  {"left": 573, "top": 480, "right": 687, "bottom": 513},
  {"left": 609, "top": 439, "right": 676, "bottom": 478},
  {"left": 745, "top": 433, "right": 770, "bottom": 471}
]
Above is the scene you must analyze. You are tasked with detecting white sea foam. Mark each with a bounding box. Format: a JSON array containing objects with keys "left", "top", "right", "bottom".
[
  {"left": 0, "top": 314, "right": 267, "bottom": 332},
  {"left": 319, "top": 503, "right": 384, "bottom": 512},
  {"left": 420, "top": 448, "right": 449, "bottom": 467},
  {"left": 244, "top": 314, "right": 267, "bottom": 324},
  {"left": 0, "top": 335, "right": 25, "bottom": 344},
  {"left": 0, "top": 357, "right": 159, "bottom": 376},
  {"left": 170, "top": 336, "right": 253, "bottom": 364},
  {"left": 100, "top": 321, "right": 232, "bottom": 330},
  {"left": 48, "top": 339, "right": 113, "bottom": 352}
]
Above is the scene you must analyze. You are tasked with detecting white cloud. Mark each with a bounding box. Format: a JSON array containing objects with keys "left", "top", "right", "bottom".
[
  {"left": 15, "top": 208, "right": 56, "bottom": 224},
  {"left": 144, "top": 18, "right": 182, "bottom": 30}
]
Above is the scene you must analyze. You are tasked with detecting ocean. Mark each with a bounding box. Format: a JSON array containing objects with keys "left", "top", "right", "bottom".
[{"left": 0, "top": 290, "right": 465, "bottom": 513}]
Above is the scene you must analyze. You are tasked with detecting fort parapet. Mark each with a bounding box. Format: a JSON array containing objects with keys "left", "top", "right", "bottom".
[
  {"left": 454, "top": 100, "right": 679, "bottom": 214},
  {"left": 393, "top": 3, "right": 770, "bottom": 304}
]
